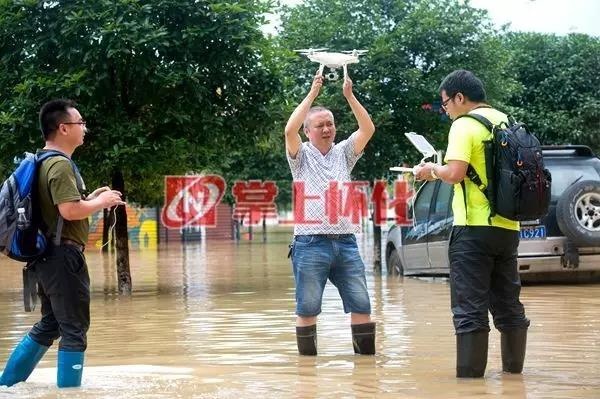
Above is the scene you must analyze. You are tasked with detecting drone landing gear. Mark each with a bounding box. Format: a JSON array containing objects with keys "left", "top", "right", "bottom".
[
  {"left": 318, "top": 64, "right": 325, "bottom": 77},
  {"left": 317, "top": 63, "right": 348, "bottom": 82}
]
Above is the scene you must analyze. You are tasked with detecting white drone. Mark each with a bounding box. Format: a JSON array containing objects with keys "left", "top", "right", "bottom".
[{"left": 295, "top": 48, "right": 368, "bottom": 81}]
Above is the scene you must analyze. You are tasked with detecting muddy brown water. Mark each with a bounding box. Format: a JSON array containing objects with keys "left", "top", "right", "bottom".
[{"left": 0, "top": 234, "right": 598, "bottom": 398}]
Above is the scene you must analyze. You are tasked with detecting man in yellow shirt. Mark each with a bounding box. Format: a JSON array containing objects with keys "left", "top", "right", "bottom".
[{"left": 415, "top": 70, "right": 529, "bottom": 378}]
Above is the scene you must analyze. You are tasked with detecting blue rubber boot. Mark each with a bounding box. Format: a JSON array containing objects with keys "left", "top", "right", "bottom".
[
  {"left": 0, "top": 334, "right": 49, "bottom": 387},
  {"left": 57, "top": 350, "right": 84, "bottom": 388}
]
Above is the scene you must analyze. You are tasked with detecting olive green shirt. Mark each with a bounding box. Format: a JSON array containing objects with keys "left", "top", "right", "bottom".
[{"left": 37, "top": 150, "right": 89, "bottom": 245}]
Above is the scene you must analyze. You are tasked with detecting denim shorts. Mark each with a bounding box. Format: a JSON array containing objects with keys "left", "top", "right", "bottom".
[{"left": 291, "top": 234, "right": 371, "bottom": 317}]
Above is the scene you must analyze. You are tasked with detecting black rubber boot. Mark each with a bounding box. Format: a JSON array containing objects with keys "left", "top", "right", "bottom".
[
  {"left": 501, "top": 328, "right": 527, "bottom": 373},
  {"left": 351, "top": 322, "right": 376, "bottom": 355},
  {"left": 296, "top": 325, "right": 317, "bottom": 356},
  {"left": 456, "top": 330, "right": 488, "bottom": 378}
]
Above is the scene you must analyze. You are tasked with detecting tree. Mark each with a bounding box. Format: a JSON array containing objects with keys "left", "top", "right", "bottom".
[
  {"left": 0, "top": 0, "right": 279, "bottom": 293},
  {"left": 501, "top": 32, "right": 600, "bottom": 150}
]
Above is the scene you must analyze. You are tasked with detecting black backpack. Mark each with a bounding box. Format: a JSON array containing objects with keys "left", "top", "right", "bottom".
[{"left": 456, "top": 111, "right": 552, "bottom": 222}]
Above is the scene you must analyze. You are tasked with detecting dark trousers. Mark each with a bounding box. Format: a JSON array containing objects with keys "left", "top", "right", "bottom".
[
  {"left": 28, "top": 245, "right": 90, "bottom": 351},
  {"left": 449, "top": 226, "right": 530, "bottom": 334}
]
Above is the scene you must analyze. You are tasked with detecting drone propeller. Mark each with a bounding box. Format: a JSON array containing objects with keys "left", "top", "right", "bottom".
[
  {"left": 294, "top": 48, "right": 328, "bottom": 53},
  {"left": 342, "top": 49, "right": 368, "bottom": 55}
]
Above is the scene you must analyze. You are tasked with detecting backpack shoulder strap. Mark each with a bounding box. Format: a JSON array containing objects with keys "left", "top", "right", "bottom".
[
  {"left": 34, "top": 150, "right": 84, "bottom": 245},
  {"left": 455, "top": 112, "right": 495, "bottom": 133},
  {"left": 36, "top": 151, "right": 84, "bottom": 193},
  {"left": 453, "top": 111, "right": 495, "bottom": 225},
  {"left": 452, "top": 112, "right": 493, "bottom": 189},
  {"left": 35, "top": 150, "right": 65, "bottom": 163}
]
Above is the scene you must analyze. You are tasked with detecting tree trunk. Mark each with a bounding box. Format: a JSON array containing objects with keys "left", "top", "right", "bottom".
[
  {"left": 372, "top": 215, "right": 382, "bottom": 273},
  {"left": 155, "top": 207, "right": 161, "bottom": 245},
  {"left": 112, "top": 169, "right": 132, "bottom": 295},
  {"left": 262, "top": 216, "right": 267, "bottom": 243}
]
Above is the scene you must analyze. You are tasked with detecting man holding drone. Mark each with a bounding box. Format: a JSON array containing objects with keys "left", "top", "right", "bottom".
[{"left": 284, "top": 67, "right": 376, "bottom": 356}]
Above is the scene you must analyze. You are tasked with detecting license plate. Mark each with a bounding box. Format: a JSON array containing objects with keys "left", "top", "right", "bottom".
[{"left": 520, "top": 225, "right": 546, "bottom": 240}]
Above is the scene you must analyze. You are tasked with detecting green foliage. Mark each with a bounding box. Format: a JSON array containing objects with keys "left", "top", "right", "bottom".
[
  {"left": 0, "top": 0, "right": 279, "bottom": 205},
  {"left": 501, "top": 32, "right": 600, "bottom": 150}
]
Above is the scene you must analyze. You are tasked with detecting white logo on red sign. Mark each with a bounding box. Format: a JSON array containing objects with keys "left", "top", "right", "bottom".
[{"left": 161, "top": 175, "right": 226, "bottom": 229}]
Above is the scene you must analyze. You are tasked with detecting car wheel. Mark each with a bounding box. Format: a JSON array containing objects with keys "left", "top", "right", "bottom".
[
  {"left": 387, "top": 249, "right": 404, "bottom": 276},
  {"left": 556, "top": 180, "right": 600, "bottom": 247}
]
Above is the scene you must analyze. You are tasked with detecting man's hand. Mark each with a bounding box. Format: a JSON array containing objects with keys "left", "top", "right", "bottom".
[
  {"left": 284, "top": 66, "right": 325, "bottom": 158},
  {"left": 58, "top": 189, "right": 126, "bottom": 221},
  {"left": 309, "top": 71, "right": 324, "bottom": 99},
  {"left": 87, "top": 186, "right": 110, "bottom": 200},
  {"left": 96, "top": 190, "right": 126, "bottom": 208},
  {"left": 343, "top": 75, "right": 353, "bottom": 99},
  {"left": 343, "top": 69, "right": 375, "bottom": 154},
  {"left": 414, "top": 162, "right": 438, "bottom": 182}
]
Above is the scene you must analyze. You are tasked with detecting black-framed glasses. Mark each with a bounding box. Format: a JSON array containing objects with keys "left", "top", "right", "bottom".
[
  {"left": 441, "top": 94, "right": 456, "bottom": 110},
  {"left": 61, "top": 121, "right": 86, "bottom": 126}
]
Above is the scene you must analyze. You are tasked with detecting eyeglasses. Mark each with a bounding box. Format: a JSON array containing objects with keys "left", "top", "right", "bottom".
[
  {"left": 61, "top": 121, "right": 86, "bottom": 126},
  {"left": 441, "top": 94, "right": 456, "bottom": 110}
]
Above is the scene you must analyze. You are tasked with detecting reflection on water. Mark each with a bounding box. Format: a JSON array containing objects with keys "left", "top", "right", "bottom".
[{"left": 0, "top": 234, "right": 599, "bottom": 398}]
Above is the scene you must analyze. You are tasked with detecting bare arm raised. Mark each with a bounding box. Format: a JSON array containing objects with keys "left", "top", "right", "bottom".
[
  {"left": 284, "top": 70, "right": 324, "bottom": 158},
  {"left": 343, "top": 74, "right": 375, "bottom": 155}
]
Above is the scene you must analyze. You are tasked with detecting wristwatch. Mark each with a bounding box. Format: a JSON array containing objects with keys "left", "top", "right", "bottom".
[{"left": 430, "top": 166, "right": 439, "bottom": 180}]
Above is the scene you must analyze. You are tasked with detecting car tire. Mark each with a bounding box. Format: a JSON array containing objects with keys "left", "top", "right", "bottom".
[
  {"left": 387, "top": 249, "right": 404, "bottom": 276},
  {"left": 556, "top": 180, "right": 600, "bottom": 247}
]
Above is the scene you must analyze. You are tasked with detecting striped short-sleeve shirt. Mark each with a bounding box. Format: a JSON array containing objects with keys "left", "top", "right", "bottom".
[{"left": 287, "top": 133, "right": 363, "bottom": 235}]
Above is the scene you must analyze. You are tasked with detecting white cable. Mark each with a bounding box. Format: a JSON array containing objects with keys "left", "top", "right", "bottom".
[{"left": 99, "top": 206, "right": 118, "bottom": 250}]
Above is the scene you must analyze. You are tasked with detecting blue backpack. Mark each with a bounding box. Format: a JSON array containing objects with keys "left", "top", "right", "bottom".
[{"left": 0, "top": 151, "right": 77, "bottom": 262}]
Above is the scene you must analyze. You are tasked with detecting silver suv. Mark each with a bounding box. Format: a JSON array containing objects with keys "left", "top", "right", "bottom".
[{"left": 385, "top": 146, "right": 600, "bottom": 282}]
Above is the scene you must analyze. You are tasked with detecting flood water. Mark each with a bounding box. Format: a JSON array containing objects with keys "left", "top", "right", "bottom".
[{"left": 0, "top": 233, "right": 599, "bottom": 398}]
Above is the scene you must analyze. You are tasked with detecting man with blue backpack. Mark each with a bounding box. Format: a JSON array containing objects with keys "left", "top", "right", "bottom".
[
  {"left": 0, "top": 99, "right": 125, "bottom": 388},
  {"left": 415, "top": 70, "right": 549, "bottom": 378}
]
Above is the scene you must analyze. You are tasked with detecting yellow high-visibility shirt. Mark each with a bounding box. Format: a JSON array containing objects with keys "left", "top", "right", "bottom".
[{"left": 444, "top": 107, "right": 520, "bottom": 231}]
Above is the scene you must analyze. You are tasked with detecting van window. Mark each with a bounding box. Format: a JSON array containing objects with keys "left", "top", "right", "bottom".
[
  {"left": 431, "top": 183, "right": 452, "bottom": 223},
  {"left": 414, "top": 182, "right": 435, "bottom": 223}
]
